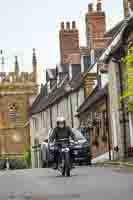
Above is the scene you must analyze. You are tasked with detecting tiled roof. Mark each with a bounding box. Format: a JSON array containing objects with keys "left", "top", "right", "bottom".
[
  {"left": 95, "top": 48, "right": 105, "bottom": 59},
  {"left": 31, "top": 18, "right": 127, "bottom": 116},
  {"left": 77, "top": 86, "right": 108, "bottom": 115},
  {"left": 71, "top": 64, "right": 81, "bottom": 79},
  {"left": 101, "top": 16, "right": 133, "bottom": 63},
  {"left": 46, "top": 68, "right": 56, "bottom": 81},
  {"left": 30, "top": 83, "right": 48, "bottom": 113},
  {"left": 31, "top": 72, "right": 83, "bottom": 115},
  {"left": 56, "top": 64, "right": 69, "bottom": 74}
]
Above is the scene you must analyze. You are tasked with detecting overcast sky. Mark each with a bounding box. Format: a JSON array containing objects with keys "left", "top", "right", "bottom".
[{"left": 0, "top": 0, "right": 123, "bottom": 83}]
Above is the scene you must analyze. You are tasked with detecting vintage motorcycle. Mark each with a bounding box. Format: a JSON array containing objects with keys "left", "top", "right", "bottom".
[{"left": 56, "top": 138, "right": 76, "bottom": 177}]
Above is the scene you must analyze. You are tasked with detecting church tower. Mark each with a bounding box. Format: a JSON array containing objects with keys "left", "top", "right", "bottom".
[{"left": 0, "top": 49, "right": 38, "bottom": 157}]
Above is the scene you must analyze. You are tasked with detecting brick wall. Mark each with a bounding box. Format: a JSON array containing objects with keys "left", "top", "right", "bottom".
[
  {"left": 85, "top": 2, "right": 106, "bottom": 49},
  {"left": 59, "top": 21, "right": 80, "bottom": 64}
]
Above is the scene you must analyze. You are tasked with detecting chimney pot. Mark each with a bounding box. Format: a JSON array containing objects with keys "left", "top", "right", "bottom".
[
  {"left": 72, "top": 21, "right": 76, "bottom": 29},
  {"left": 88, "top": 3, "right": 93, "bottom": 12},
  {"left": 97, "top": 0, "right": 102, "bottom": 12},
  {"left": 61, "top": 22, "right": 64, "bottom": 30},
  {"left": 66, "top": 22, "right": 70, "bottom": 30}
]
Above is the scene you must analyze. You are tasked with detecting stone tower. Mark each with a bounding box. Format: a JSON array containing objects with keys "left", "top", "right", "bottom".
[
  {"left": 85, "top": 0, "right": 106, "bottom": 49},
  {"left": 0, "top": 49, "right": 38, "bottom": 156},
  {"left": 59, "top": 21, "right": 80, "bottom": 64}
]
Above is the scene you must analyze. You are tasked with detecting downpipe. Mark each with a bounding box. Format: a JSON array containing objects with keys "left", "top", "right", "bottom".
[{"left": 118, "top": 60, "right": 128, "bottom": 158}]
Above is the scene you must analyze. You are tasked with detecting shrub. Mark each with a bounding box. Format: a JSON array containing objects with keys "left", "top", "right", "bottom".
[
  {"left": 0, "top": 158, "right": 6, "bottom": 170},
  {"left": 121, "top": 46, "right": 133, "bottom": 111},
  {"left": 23, "top": 149, "right": 31, "bottom": 167},
  {"left": 9, "top": 157, "right": 28, "bottom": 170}
]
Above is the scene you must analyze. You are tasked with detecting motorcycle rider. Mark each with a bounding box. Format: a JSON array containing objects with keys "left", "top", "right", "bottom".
[{"left": 49, "top": 116, "right": 77, "bottom": 169}]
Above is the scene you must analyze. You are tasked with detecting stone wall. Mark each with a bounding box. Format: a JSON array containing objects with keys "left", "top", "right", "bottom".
[{"left": 0, "top": 93, "right": 31, "bottom": 155}]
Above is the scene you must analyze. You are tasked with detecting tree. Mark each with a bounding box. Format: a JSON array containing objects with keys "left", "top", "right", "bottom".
[{"left": 122, "top": 45, "right": 133, "bottom": 111}]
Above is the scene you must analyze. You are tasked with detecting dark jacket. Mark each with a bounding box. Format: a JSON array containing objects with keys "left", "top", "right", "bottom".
[{"left": 49, "top": 126, "right": 76, "bottom": 142}]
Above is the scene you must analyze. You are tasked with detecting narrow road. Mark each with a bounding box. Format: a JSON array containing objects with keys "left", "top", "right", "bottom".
[{"left": 0, "top": 166, "right": 133, "bottom": 200}]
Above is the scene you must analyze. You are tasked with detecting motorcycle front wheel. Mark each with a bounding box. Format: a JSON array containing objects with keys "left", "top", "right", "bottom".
[
  {"left": 58, "top": 154, "right": 65, "bottom": 176},
  {"left": 64, "top": 152, "right": 71, "bottom": 177}
]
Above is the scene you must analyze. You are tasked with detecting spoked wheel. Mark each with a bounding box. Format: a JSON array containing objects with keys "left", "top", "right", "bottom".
[
  {"left": 66, "top": 168, "right": 70, "bottom": 177},
  {"left": 58, "top": 154, "right": 65, "bottom": 176},
  {"left": 58, "top": 150, "right": 71, "bottom": 177},
  {"left": 61, "top": 159, "right": 65, "bottom": 176},
  {"left": 64, "top": 152, "right": 71, "bottom": 177},
  {"left": 62, "top": 168, "right": 65, "bottom": 176}
]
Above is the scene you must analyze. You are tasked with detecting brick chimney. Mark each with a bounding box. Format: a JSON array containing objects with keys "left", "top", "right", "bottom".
[
  {"left": 123, "top": 0, "right": 133, "bottom": 17},
  {"left": 85, "top": 0, "right": 106, "bottom": 49},
  {"left": 123, "top": 0, "right": 129, "bottom": 17},
  {"left": 128, "top": 0, "right": 133, "bottom": 16},
  {"left": 59, "top": 21, "right": 80, "bottom": 65}
]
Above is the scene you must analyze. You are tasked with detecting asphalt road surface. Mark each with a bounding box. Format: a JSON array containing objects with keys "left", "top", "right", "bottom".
[{"left": 0, "top": 166, "right": 133, "bottom": 200}]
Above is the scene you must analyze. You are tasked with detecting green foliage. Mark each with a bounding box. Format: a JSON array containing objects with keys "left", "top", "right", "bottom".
[
  {"left": 122, "top": 46, "right": 133, "bottom": 111},
  {"left": 0, "top": 151, "right": 31, "bottom": 170},
  {"left": 0, "top": 156, "right": 28, "bottom": 170},
  {"left": 23, "top": 149, "right": 31, "bottom": 167},
  {"left": 9, "top": 157, "right": 28, "bottom": 169}
]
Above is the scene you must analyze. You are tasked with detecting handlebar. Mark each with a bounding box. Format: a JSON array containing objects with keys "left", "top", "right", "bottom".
[{"left": 57, "top": 138, "right": 69, "bottom": 141}]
